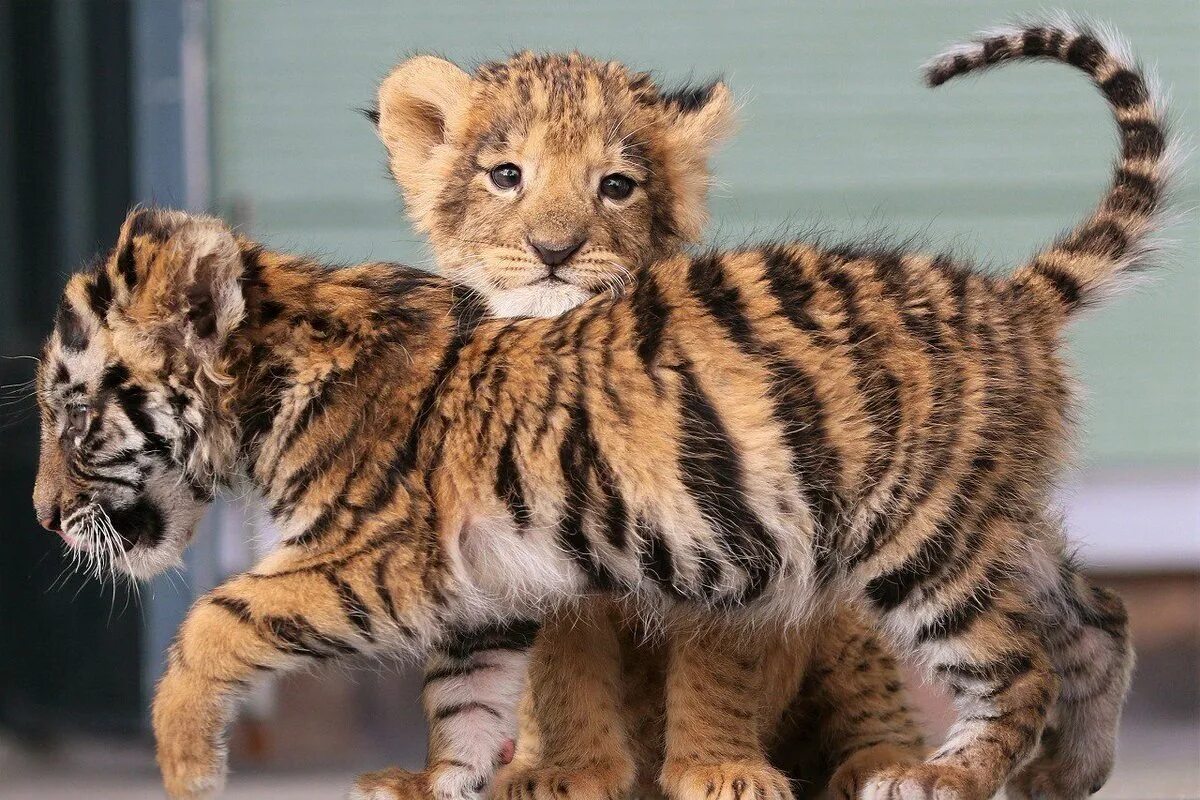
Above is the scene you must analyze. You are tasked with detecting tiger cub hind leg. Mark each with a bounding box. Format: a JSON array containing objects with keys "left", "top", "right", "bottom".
[
  {"left": 658, "top": 618, "right": 803, "bottom": 800},
  {"left": 492, "top": 599, "right": 636, "bottom": 800},
  {"left": 855, "top": 515, "right": 1069, "bottom": 800},
  {"left": 1007, "top": 562, "right": 1133, "bottom": 800}
]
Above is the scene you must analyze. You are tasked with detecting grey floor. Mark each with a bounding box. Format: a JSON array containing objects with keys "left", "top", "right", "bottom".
[{"left": 3, "top": 721, "right": 1198, "bottom": 799}]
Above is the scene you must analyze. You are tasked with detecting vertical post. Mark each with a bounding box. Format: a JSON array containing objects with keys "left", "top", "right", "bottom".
[{"left": 130, "top": 0, "right": 221, "bottom": 712}]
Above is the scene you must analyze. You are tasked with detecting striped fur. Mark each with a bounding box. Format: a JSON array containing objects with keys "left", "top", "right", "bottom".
[
  {"left": 375, "top": 48, "right": 923, "bottom": 800},
  {"left": 31, "top": 18, "right": 1170, "bottom": 800}
]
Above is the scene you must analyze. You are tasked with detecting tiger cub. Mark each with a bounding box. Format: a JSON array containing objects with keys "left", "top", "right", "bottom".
[
  {"left": 33, "top": 17, "right": 1161, "bottom": 800},
  {"left": 363, "top": 50, "right": 923, "bottom": 800}
]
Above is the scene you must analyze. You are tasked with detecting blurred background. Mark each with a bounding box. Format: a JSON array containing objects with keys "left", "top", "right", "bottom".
[{"left": 0, "top": 1, "right": 1196, "bottom": 798}]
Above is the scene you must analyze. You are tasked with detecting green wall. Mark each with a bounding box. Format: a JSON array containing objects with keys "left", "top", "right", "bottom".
[{"left": 209, "top": 1, "right": 1199, "bottom": 469}]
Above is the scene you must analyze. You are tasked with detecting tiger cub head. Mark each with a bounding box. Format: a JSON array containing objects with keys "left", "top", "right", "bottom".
[
  {"left": 373, "top": 51, "right": 735, "bottom": 317},
  {"left": 32, "top": 208, "right": 245, "bottom": 579}
]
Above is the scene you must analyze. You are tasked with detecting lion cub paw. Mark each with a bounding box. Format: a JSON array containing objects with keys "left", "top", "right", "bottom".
[
  {"left": 1007, "top": 755, "right": 1113, "bottom": 800},
  {"left": 860, "top": 763, "right": 984, "bottom": 800},
  {"left": 494, "top": 764, "right": 633, "bottom": 800},
  {"left": 827, "top": 742, "right": 925, "bottom": 800},
  {"left": 348, "top": 767, "right": 432, "bottom": 800},
  {"left": 660, "top": 759, "right": 794, "bottom": 800}
]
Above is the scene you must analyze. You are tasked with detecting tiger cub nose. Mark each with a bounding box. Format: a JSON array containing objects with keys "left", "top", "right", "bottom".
[
  {"left": 528, "top": 237, "right": 586, "bottom": 268},
  {"left": 39, "top": 504, "right": 62, "bottom": 534}
]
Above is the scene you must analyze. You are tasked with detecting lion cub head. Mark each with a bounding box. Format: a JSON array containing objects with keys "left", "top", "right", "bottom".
[{"left": 373, "top": 51, "right": 734, "bottom": 317}]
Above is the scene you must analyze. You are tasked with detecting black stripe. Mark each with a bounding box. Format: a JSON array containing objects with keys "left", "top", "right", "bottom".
[
  {"left": 1101, "top": 69, "right": 1148, "bottom": 109},
  {"left": 555, "top": 400, "right": 621, "bottom": 590},
  {"left": 440, "top": 620, "right": 540, "bottom": 660},
  {"left": 423, "top": 661, "right": 496, "bottom": 686},
  {"left": 1065, "top": 34, "right": 1106, "bottom": 74},
  {"left": 362, "top": 331, "right": 471, "bottom": 514},
  {"left": 86, "top": 271, "right": 114, "bottom": 319},
  {"left": 432, "top": 702, "right": 502, "bottom": 722},
  {"left": 915, "top": 575, "right": 999, "bottom": 643},
  {"left": 936, "top": 652, "right": 1034, "bottom": 685},
  {"left": 116, "top": 239, "right": 138, "bottom": 292},
  {"left": 824, "top": 267, "right": 901, "bottom": 492},
  {"left": 266, "top": 615, "right": 358, "bottom": 659},
  {"left": 1109, "top": 168, "right": 1160, "bottom": 215},
  {"left": 692, "top": 250, "right": 840, "bottom": 585},
  {"left": 276, "top": 408, "right": 372, "bottom": 513},
  {"left": 55, "top": 299, "right": 89, "bottom": 351},
  {"left": 597, "top": 456, "right": 629, "bottom": 551},
  {"left": 1033, "top": 262, "right": 1083, "bottom": 310},
  {"left": 210, "top": 595, "right": 253, "bottom": 622},
  {"left": 286, "top": 504, "right": 339, "bottom": 547},
  {"left": 326, "top": 570, "right": 374, "bottom": 642},
  {"left": 238, "top": 351, "right": 293, "bottom": 459},
  {"left": 274, "top": 375, "right": 342, "bottom": 469},
  {"left": 1119, "top": 118, "right": 1166, "bottom": 160},
  {"left": 73, "top": 467, "right": 142, "bottom": 492},
  {"left": 1021, "top": 27, "right": 1050, "bottom": 57},
  {"left": 674, "top": 364, "right": 779, "bottom": 604},
  {"left": 100, "top": 362, "right": 130, "bottom": 392},
  {"left": 496, "top": 431, "right": 531, "bottom": 528},
  {"left": 1062, "top": 219, "right": 1128, "bottom": 258},
  {"left": 631, "top": 270, "right": 669, "bottom": 387},
  {"left": 761, "top": 246, "right": 826, "bottom": 335},
  {"left": 865, "top": 521, "right": 958, "bottom": 612},
  {"left": 636, "top": 517, "right": 683, "bottom": 596},
  {"left": 113, "top": 383, "right": 170, "bottom": 458},
  {"left": 981, "top": 35, "right": 1010, "bottom": 64}
]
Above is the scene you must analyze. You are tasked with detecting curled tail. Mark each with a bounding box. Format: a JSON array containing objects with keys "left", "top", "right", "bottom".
[{"left": 925, "top": 16, "right": 1177, "bottom": 320}]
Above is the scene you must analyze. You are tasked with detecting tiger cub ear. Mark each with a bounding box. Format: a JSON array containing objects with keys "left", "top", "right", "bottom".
[
  {"left": 374, "top": 55, "right": 472, "bottom": 221},
  {"left": 110, "top": 208, "right": 246, "bottom": 351}
]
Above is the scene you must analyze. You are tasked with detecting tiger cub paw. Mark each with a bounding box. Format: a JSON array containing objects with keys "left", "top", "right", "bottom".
[
  {"left": 660, "top": 759, "right": 794, "bottom": 800},
  {"left": 348, "top": 767, "right": 432, "bottom": 800},
  {"left": 860, "top": 763, "right": 984, "bottom": 800},
  {"left": 155, "top": 721, "right": 227, "bottom": 799},
  {"left": 828, "top": 743, "right": 925, "bottom": 800},
  {"left": 493, "top": 764, "right": 633, "bottom": 800}
]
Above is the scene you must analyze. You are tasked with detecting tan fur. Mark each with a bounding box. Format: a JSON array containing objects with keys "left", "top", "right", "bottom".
[
  {"left": 371, "top": 50, "right": 924, "bottom": 800},
  {"left": 32, "top": 18, "right": 1166, "bottom": 800}
]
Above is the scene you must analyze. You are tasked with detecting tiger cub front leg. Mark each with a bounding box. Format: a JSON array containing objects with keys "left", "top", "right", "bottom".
[
  {"left": 659, "top": 617, "right": 794, "bottom": 800},
  {"left": 494, "top": 599, "right": 635, "bottom": 800},
  {"left": 353, "top": 621, "right": 539, "bottom": 800},
  {"left": 153, "top": 567, "right": 393, "bottom": 799}
]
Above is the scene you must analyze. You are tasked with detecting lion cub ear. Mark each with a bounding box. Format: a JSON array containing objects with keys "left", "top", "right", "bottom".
[
  {"left": 375, "top": 55, "right": 472, "bottom": 218},
  {"left": 662, "top": 80, "right": 737, "bottom": 156},
  {"left": 660, "top": 81, "right": 737, "bottom": 243}
]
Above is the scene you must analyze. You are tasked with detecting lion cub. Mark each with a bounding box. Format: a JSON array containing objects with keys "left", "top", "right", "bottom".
[{"left": 355, "top": 51, "right": 924, "bottom": 800}]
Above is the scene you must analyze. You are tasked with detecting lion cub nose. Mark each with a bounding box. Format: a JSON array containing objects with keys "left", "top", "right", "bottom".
[{"left": 528, "top": 237, "right": 585, "bottom": 268}]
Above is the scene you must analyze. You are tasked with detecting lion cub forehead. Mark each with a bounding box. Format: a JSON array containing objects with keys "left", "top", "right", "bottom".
[{"left": 467, "top": 51, "right": 660, "bottom": 129}]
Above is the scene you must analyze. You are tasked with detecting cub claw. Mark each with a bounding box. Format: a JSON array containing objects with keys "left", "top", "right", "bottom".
[
  {"left": 494, "top": 764, "right": 632, "bottom": 800},
  {"left": 349, "top": 767, "right": 432, "bottom": 800},
  {"left": 861, "top": 763, "right": 984, "bottom": 800},
  {"left": 828, "top": 743, "right": 925, "bottom": 800},
  {"left": 660, "top": 759, "right": 794, "bottom": 800}
]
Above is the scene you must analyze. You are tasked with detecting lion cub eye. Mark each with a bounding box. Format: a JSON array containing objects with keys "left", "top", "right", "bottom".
[
  {"left": 488, "top": 163, "right": 522, "bottom": 191},
  {"left": 66, "top": 403, "right": 89, "bottom": 437},
  {"left": 599, "top": 173, "right": 636, "bottom": 202}
]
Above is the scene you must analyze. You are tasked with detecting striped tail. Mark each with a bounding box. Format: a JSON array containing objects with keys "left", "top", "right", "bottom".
[{"left": 925, "top": 16, "right": 1177, "bottom": 320}]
